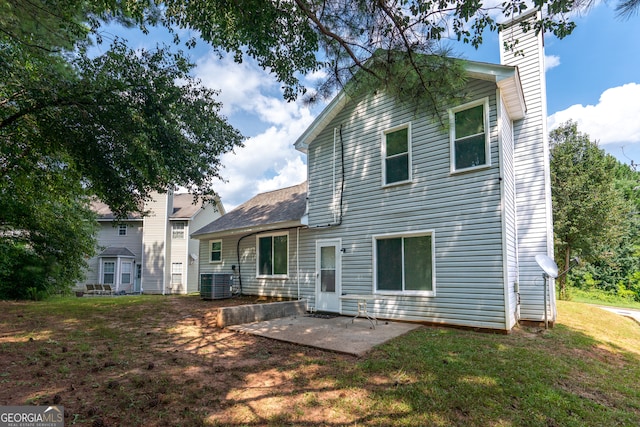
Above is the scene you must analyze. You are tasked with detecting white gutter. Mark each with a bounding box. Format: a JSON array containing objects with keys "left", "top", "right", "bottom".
[
  {"left": 185, "top": 221, "right": 190, "bottom": 295},
  {"left": 192, "top": 220, "right": 307, "bottom": 241}
]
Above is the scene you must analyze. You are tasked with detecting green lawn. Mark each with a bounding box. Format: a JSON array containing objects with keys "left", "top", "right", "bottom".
[
  {"left": 566, "top": 287, "right": 640, "bottom": 310},
  {"left": 0, "top": 296, "right": 638, "bottom": 426}
]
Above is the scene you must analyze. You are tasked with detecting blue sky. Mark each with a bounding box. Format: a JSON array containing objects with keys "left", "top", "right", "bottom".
[{"left": 101, "top": 5, "right": 640, "bottom": 209}]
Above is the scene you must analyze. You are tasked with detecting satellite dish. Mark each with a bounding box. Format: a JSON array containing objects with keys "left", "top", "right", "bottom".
[{"left": 535, "top": 254, "right": 558, "bottom": 279}]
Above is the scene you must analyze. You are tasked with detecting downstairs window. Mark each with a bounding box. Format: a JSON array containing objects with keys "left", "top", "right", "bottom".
[{"left": 374, "top": 232, "right": 434, "bottom": 295}]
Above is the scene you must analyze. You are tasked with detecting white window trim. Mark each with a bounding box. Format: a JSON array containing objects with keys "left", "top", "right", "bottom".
[
  {"left": 382, "top": 122, "right": 413, "bottom": 187},
  {"left": 172, "top": 221, "right": 185, "bottom": 239},
  {"left": 255, "top": 231, "right": 289, "bottom": 279},
  {"left": 449, "top": 97, "right": 491, "bottom": 174},
  {"left": 171, "top": 262, "right": 183, "bottom": 284},
  {"left": 209, "top": 239, "right": 222, "bottom": 264},
  {"left": 372, "top": 229, "right": 436, "bottom": 297},
  {"left": 121, "top": 261, "right": 132, "bottom": 285},
  {"left": 102, "top": 260, "right": 116, "bottom": 285},
  {"left": 118, "top": 224, "right": 127, "bottom": 236}
]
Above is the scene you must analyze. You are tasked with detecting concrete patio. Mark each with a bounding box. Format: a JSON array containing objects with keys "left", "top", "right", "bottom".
[{"left": 227, "top": 314, "right": 422, "bottom": 357}]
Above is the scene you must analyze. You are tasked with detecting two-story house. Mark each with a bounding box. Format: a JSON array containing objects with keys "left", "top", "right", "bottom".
[
  {"left": 192, "top": 11, "right": 555, "bottom": 331},
  {"left": 80, "top": 191, "right": 224, "bottom": 294}
]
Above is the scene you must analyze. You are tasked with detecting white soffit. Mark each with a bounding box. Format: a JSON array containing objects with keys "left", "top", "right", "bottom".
[{"left": 466, "top": 61, "right": 526, "bottom": 120}]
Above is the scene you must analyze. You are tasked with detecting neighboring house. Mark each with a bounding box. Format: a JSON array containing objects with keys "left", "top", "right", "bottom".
[
  {"left": 80, "top": 191, "right": 224, "bottom": 294},
  {"left": 192, "top": 11, "right": 555, "bottom": 331}
]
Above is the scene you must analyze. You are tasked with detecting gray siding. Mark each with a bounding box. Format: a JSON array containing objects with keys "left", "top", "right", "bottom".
[
  {"left": 198, "top": 228, "right": 307, "bottom": 300},
  {"left": 142, "top": 192, "right": 172, "bottom": 294},
  {"left": 304, "top": 81, "right": 510, "bottom": 329},
  {"left": 169, "top": 221, "right": 188, "bottom": 294},
  {"left": 80, "top": 192, "right": 218, "bottom": 294},
  {"left": 193, "top": 12, "right": 548, "bottom": 331},
  {"left": 498, "top": 94, "right": 520, "bottom": 328},
  {"left": 500, "top": 14, "right": 555, "bottom": 322},
  {"left": 79, "top": 221, "right": 143, "bottom": 287},
  {"left": 188, "top": 203, "right": 222, "bottom": 293}
]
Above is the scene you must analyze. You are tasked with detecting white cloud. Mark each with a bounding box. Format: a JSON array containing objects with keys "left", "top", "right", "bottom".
[
  {"left": 192, "top": 53, "right": 321, "bottom": 210},
  {"left": 545, "top": 55, "right": 560, "bottom": 71},
  {"left": 256, "top": 156, "right": 307, "bottom": 194},
  {"left": 217, "top": 124, "right": 311, "bottom": 210},
  {"left": 195, "top": 54, "right": 269, "bottom": 117},
  {"left": 548, "top": 83, "right": 640, "bottom": 145},
  {"left": 305, "top": 69, "right": 329, "bottom": 82}
]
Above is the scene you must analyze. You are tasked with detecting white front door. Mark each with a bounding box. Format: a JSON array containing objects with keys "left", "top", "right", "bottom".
[{"left": 315, "top": 239, "right": 341, "bottom": 312}]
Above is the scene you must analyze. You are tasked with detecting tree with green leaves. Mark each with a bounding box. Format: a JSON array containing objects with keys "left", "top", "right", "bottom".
[
  {"left": 567, "top": 161, "right": 640, "bottom": 301},
  {"left": 550, "top": 121, "right": 632, "bottom": 299},
  {"left": 160, "top": 0, "right": 582, "bottom": 111},
  {"left": 1, "top": 1, "right": 243, "bottom": 297},
  {"left": 0, "top": 154, "right": 98, "bottom": 299},
  {"left": 0, "top": 0, "right": 614, "bottom": 108}
]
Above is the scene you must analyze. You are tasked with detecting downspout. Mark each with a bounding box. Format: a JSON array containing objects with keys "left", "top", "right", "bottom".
[
  {"left": 139, "top": 240, "right": 145, "bottom": 294},
  {"left": 331, "top": 128, "right": 338, "bottom": 223},
  {"left": 184, "top": 221, "right": 190, "bottom": 295},
  {"left": 162, "top": 220, "right": 167, "bottom": 296},
  {"left": 311, "top": 124, "right": 345, "bottom": 229},
  {"left": 297, "top": 227, "right": 301, "bottom": 300},
  {"left": 496, "top": 89, "right": 513, "bottom": 331},
  {"left": 235, "top": 225, "right": 306, "bottom": 296}
]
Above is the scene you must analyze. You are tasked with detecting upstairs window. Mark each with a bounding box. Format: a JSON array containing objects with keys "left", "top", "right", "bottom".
[
  {"left": 383, "top": 124, "right": 411, "bottom": 185},
  {"left": 257, "top": 232, "right": 288, "bottom": 277},
  {"left": 118, "top": 224, "right": 127, "bottom": 236},
  {"left": 450, "top": 98, "right": 490, "bottom": 172},
  {"left": 172, "top": 221, "right": 185, "bottom": 239}
]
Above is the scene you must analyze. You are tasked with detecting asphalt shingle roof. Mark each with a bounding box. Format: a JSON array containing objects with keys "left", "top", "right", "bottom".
[
  {"left": 92, "top": 193, "right": 205, "bottom": 220},
  {"left": 192, "top": 182, "right": 307, "bottom": 237},
  {"left": 170, "top": 194, "right": 204, "bottom": 219},
  {"left": 98, "top": 247, "right": 136, "bottom": 257}
]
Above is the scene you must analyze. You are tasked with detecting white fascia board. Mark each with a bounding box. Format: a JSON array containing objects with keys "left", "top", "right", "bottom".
[
  {"left": 191, "top": 220, "right": 306, "bottom": 241},
  {"left": 465, "top": 61, "right": 526, "bottom": 120},
  {"left": 294, "top": 90, "right": 350, "bottom": 154},
  {"left": 214, "top": 197, "right": 226, "bottom": 216}
]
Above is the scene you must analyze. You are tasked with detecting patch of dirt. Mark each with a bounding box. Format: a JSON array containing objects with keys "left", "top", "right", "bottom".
[{"left": 0, "top": 295, "right": 352, "bottom": 426}]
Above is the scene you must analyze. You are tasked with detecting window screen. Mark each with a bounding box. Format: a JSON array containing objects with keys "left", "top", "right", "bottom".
[{"left": 385, "top": 127, "right": 410, "bottom": 184}]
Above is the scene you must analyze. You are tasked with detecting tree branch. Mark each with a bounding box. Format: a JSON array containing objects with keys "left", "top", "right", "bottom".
[
  {"left": 376, "top": 0, "right": 445, "bottom": 118},
  {"left": 293, "top": 0, "right": 380, "bottom": 81},
  {"left": 0, "top": 94, "right": 97, "bottom": 130},
  {"left": 0, "top": 27, "right": 60, "bottom": 53}
]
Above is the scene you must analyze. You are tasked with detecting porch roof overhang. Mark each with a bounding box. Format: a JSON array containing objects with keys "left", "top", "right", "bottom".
[
  {"left": 192, "top": 220, "right": 307, "bottom": 240},
  {"left": 191, "top": 182, "right": 308, "bottom": 241},
  {"left": 98, "top": 247, "right": 136, "bottom": 258}
]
